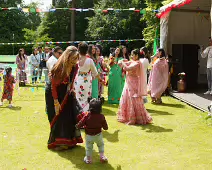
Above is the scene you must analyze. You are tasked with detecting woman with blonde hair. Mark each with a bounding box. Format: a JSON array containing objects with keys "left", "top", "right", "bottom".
[{"left": 47, "top": 46, "right": 84, "bottom": 150}]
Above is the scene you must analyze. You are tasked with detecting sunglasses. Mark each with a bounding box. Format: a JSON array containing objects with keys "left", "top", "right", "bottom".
[{"left": 57, "top": 52, "right": 63, "bottom": 55}]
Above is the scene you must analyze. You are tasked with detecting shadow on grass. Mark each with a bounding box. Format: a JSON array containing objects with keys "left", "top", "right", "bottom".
[
  {"left": 104, "top": 101, "right": 119, "bottom": 109},
  {"left": 152, "top": 102, "right": 185, "bottom": 108},
  {"left": 0, "top": 106, "right": 22, "bottom": 110},
  {"left": 102, "top": 107, "right": 116, "bottom": 116},
  {"left": 56, "top": 145, "right": 117, "bottom": 170},
  {"left": 147, "top": 109, "right": 173, "bottom": 116},
  {"left": 141, "top": 124, "right": 173, "bottom": 133},
  {"left": 23, "top": 84, "right": 45, "bottom": 88},
  {"left": 103, "top": 130, "right": 120, "bottom": 143}
]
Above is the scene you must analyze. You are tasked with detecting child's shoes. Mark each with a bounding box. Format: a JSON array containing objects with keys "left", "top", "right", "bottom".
[
  {"left": 84, "top": 156, "right": 92, "bottom": 164},
  {"left": 0, "top": 102, "right": 3, "bottom": 106},
  {"left": 8, "top": 104, "right": 13, "bottom": 108},
  {"left": 100, "top": 155, "right": 108, "bottom": 163}
]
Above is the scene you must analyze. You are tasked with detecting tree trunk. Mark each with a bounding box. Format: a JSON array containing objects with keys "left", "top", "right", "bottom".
[{"left": 71, "top": 0, "right": 76, "bottom": 41}]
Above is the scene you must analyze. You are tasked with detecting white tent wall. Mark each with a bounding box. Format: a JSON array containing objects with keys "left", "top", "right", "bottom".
[
  {"left": 167, "top": 11, "right": 210, "bottom": 55},
  {"left": 168, "top": 11, "right": 210, "bottom": 83},
  {"left": 159, "top": 0, "right": 211, "bottom": 84}
]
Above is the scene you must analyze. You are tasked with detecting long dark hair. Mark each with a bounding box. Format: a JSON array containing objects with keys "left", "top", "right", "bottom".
[
  {"left": 158, "top": 48, "right": 166, "bottom": 58},
  {"left": 32, "top": 48, "right": 37, "bottom": 56},
  {"left": 18, "top": 48, "right": 25, "bottom": 61},
  {"left": 122, "top": 46, "right": 129, "bottom": 60},
  {"left": 96, "top": 44, "right": 103, "bottom": 56},
  {"left": 140, "top": 47, "right": 151, "bottom": 63},
  {"left": 88, "top": 44, "right": 96, "bottom": 59},
  {"left": 131, "top": 49, "right": 141, "bottom": 60},
  {"left": 5, "top": 67, "right": 12, "bottom": 76},
  {"left": 112, "top": 47, "right": 122, "bottom": 58}
]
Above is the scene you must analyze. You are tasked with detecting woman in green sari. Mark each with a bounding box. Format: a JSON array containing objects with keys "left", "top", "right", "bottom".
[
  {"left": 88, "top": 44, "right": 100, "bottom": 99},
  {"left": 108, "top": 47, "right": 124, "bottom": 104}
]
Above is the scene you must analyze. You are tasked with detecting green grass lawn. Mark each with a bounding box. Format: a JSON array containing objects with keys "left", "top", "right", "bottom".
[{"left": 0, "top": 82, "right": 212, "bottom": 170}]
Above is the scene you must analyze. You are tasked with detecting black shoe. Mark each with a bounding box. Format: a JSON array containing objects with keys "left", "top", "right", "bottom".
[{"left": 208, "top": 105, "right": 211, "bottom": 112}]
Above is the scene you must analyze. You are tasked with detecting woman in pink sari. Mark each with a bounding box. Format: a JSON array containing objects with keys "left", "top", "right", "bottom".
[
  {"left": 117, "top": 49, "right": 152, "bottom": 125},
  {"left": 148, "top": 48, "right": 169, "bottom": 104}
]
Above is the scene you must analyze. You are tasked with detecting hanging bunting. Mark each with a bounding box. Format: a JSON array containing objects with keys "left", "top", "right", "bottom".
[
  {"left": 0, "top": 39, "right": 145, "bottom": 46},
  {"left": 0, "top": 6, "right": 154, "bottom": 14},
  {"left": 157, "top": 0, "right": 192, "bottom": 18}
]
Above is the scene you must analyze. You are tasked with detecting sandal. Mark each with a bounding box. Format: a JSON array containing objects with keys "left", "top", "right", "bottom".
[
  {"left": 100, "top": 156, "right": 108, "bottom": 163},
  {"left": 84, "top": 156, "right": 92, "bottom": 164}
]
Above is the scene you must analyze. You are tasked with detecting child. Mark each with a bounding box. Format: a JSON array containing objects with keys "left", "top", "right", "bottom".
[
  {"left": 76, "top": 98, "right": 108, "bottom": 164},
  {"left": 0, "top": 67, "right": 15, "bottom": 108}
]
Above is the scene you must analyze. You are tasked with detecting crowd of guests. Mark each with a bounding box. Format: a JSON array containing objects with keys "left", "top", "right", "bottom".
[
  {"left": 15, "top": 47, "right": 53, "bottom": 86},
  {"left": 0, "top": 42, "right": 171, "bottom": 164}
]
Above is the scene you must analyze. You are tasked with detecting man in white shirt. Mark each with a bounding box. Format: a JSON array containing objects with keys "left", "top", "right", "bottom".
[
  {"left": 201, "top": 38, "right": 212, "bottom": 95},
  {"left": 46, "top": 46, "right": 63, "bottom": 72}
]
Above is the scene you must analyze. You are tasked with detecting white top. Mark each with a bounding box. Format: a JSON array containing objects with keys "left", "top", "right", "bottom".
[
  {"left": 47, "top": 55, "right": 58, "bottom": 71},
  {"left": 29, "top": 54, "right": 40, "bottom": 68},
  {"left": 201, "top": 46, "right": 212, "bottom": 68},
  {"left": 140, "top": 58, "right": 149, "bottom": 72},
  {"left": 78, "top": 58, "right": 98, "bottom": 77},
  {"left": 140, "top": 58, "right": 149, "bottom": 84}
]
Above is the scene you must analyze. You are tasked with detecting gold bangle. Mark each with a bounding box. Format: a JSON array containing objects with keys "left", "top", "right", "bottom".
[{"left": 54, "top": 102, "right": 60, "bottom": 106}]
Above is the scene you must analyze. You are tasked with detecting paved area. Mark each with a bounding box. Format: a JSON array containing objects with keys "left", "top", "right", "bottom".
[{"left": 170, "top": 89, "right": 212, "bottom": 112}]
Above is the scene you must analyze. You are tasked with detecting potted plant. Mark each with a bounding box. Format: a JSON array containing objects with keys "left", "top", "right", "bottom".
[{"left": 177, "top": 72, "right": 186, "bottom": 92}]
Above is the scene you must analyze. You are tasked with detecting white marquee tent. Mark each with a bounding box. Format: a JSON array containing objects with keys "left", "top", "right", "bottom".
[{"left": 158, "top": 0, "right": 211, "bottom": 84}]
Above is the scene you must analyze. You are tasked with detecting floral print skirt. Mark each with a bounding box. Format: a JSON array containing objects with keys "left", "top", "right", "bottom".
[{"left": 74, "top": 71, "right": 92, "bottom": 112}]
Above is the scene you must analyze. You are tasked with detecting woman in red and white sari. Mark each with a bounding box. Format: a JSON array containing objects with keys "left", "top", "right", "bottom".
[
  {"left": 117, "top": 49, "right": 152, "bottom": 125},
  {"left": 148, "top": 48, "right": 169, "bottom": 104}
]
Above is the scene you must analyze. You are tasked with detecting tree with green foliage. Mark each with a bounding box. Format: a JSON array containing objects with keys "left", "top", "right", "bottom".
[
  {"left": 86, "top": 0, "right": 146, "bottom": 53},
  {"left": 0, "top": 0, "right": 42, "bottom": 54},
  {"left": 142, "top": 0, "right": 173, "bottom": 51},
  {"left": 38, "top": 0, "right": 94, "bottom": 45}
]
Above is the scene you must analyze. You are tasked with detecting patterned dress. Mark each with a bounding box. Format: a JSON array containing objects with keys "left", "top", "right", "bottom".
[
  {"left": 2, "top": 75, "right": 15, "bottom": 101},
  {"left": 16, "top": 55, "right": 27, "bottom": 82},
  {"left": 117, "top": 61, "right": 152, "bottom": 125},
  {"left": 74, "top": 57, "right": 98, "bottom": 111}
]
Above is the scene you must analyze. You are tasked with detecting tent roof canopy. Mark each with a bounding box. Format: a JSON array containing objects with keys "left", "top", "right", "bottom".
[{"left": 157, "top": 0, "right": 210, "bottom": 18}]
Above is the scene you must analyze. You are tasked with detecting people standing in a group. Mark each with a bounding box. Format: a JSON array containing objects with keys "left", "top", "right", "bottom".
[
  {"left": 47, "top": 46, "right": 84, "bottom": 150},
  {"left": 201, "top": 38, "right": 212, "bottom": 95},
  {"left": 148, "top": 48, "right": 169, "bottom": 104},
  {"left": 108, "top": 47, "right": 123, "bottom": 104},
  {"left": 45, "top": 46, "right": 63, "bottom": 123},
  {"left": 117, "top": 49, "right": 152, "bottom": 125},
  {"left": 88, "top": 44, "right": 101, "bottom": 99},
  {"left": 16, "top": 48, "right": 27, "bottom": 86},
  {"left": 38, "top": 47, "right": 50, "bottom": 83},
  {"left": 0, "top": 67, "right": 15, "bottom": 108},
  {"left": 29, "top": 48, "right": 40, "bottom": 84}
]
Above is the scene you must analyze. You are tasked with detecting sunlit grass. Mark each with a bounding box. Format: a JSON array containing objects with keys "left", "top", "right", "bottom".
[{"left": 0, "top": 81, "right": 212, "bottom": 169}]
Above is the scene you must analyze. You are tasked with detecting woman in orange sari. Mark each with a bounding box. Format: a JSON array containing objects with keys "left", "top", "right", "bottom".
[{"left": 117, "top": 49, "right": 152, "bottom": 125}]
